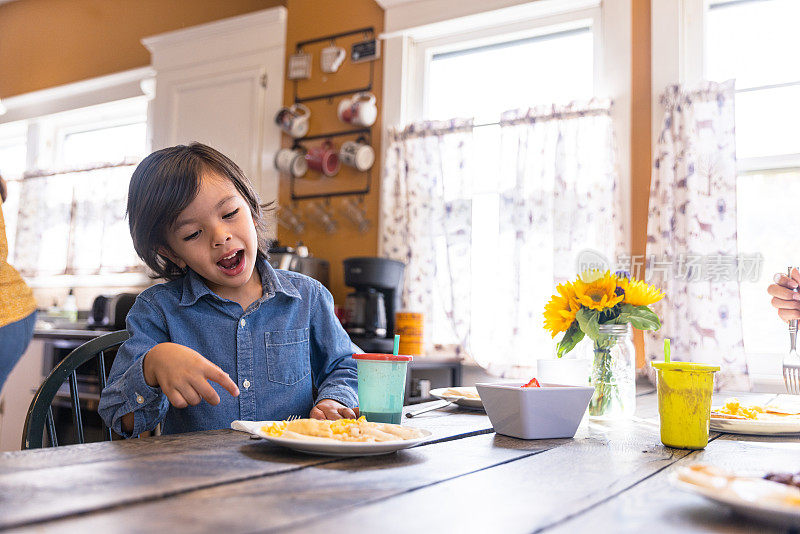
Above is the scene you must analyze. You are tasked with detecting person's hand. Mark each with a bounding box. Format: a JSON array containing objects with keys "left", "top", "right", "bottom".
[
  {"left": 768, "top": 268, "right": 800, "bottom": 322},
  {"left": 310, "top": 399, "right": 359, "bottom": 420},
  {"left": 143, "top": 342, "right": 239, "bottom": 408}
]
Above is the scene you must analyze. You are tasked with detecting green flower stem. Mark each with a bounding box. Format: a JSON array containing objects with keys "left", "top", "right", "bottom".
[{"left": 589, "top": 339, "right": 622, "bottom": 417}]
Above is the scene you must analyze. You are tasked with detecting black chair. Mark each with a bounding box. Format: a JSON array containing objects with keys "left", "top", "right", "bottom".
[{"left": 22, "top": 330, "right": 129, "bottom": 449}]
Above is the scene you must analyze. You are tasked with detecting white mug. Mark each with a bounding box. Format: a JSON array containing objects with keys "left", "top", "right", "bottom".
[
  {"left": 275, "top": 103, "right": 310, "bottom": 138},
  {"left": 274, "top": 148, "right": 308, "bottom": 178},
  {"left": 339, "top": 140, "right": 375, "bottom": 171},
  {"left": 337, "top": 92, "right": 377, "bottom": 127},
  {"left": 320, "top": 45, "right": 346, "bottom": 73}
]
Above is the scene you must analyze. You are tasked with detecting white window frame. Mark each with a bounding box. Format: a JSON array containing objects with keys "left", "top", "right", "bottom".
[
  {"left": 0, "top": 68, "right": 154, "bottom": 288},
  {"left": 652, "top": 0, "right": 798, "bottom": 391},
  {"left": 379, "top": 0, "right": 632, "bottom": 253}
]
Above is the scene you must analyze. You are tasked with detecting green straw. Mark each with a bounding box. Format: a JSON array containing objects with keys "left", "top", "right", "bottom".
[
  {"left": 664, "top": 338, "right": 671, "bottom": 363},
  {"left": 393, "top": 334, "right": 400, "bottom": 356}
]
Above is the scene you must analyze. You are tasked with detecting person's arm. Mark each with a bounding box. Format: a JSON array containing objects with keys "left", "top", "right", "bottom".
[
  {"left": 308, "top": 280, "right": 359, "bottom": 418},
  {"left": 100, "top": 296, "right": 240, "bottom": 436},
  {"left": 98, "top": 296, "right": 171, "bottom": 438}
]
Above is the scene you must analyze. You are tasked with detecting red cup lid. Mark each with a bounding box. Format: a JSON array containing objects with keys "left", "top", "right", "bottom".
[{"left": 352, "top": 353, "right": 413, "bottom": 362}]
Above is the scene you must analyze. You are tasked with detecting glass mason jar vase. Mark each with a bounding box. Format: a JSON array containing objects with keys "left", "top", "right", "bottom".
[{"left": 588, "top": 324, "right": 635, "bottom": 419}]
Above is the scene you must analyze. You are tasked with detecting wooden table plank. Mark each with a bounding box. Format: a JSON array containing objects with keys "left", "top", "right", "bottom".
[
  {"left": 543, "top": 433, "right": 800, "bottom": 534},
  {"left": 273, "top": 412, "right": 704, "bottom": 533},
  {"left": 0, "top": 403, "right": 491, "bottom": 530},
  {"left": 9, "top": 432, "right": 564, "bottom": 533},
  {"left": 19, "top": 394, "right": 673, "bottom": 533}
]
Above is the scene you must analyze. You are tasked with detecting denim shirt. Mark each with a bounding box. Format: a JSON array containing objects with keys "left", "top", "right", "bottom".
[{"left": 98, "top": 260, "right": 358, "bottom": 437}]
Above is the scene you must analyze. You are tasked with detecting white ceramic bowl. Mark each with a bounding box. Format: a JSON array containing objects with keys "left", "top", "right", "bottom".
[{"left": 475, "top": 382, "right": 594, "bottom": 440}]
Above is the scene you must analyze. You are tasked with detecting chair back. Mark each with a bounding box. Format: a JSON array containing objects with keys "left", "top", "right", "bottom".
[{"left": 22, "top": 330, "right": 129, "bottom": 449}]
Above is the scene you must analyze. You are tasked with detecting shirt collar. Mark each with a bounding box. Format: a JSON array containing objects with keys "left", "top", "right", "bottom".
[{"left": 178, "top": 258, "right": 302, "bottom": 307}]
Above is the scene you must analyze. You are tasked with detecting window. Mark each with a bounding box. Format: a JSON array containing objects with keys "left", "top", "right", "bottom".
[
  {"left": 705, "top": 0, "right": 800, "bottom": 379},
  {"left": 0, "top": 97, "right": 148, "bottom": 284},
  {"left": 413, "top": 16, "right": 597, "bottom": 354}
]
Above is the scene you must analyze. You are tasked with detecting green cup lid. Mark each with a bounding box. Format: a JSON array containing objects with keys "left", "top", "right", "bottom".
[{"left": 651, "top": 361, "right": 720, "bottom": 372}]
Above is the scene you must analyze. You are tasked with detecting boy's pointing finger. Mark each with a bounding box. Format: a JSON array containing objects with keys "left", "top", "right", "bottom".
[{"left": 205, "top": 366, "right": 240, "bottom": 397}]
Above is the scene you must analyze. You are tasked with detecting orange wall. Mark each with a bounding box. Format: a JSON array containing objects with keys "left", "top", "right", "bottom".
[
  {"left": 279, "top": 0, "right": 384, "bottom": 305},
  {"left": 2, "top": 0, "right": 653, "bottom": 325},
  {"left": 632, "top": 0, "right": 652, "bottom": 367},
  {"left": 0, "top": 0, "right": 284, "bottom": 98}
]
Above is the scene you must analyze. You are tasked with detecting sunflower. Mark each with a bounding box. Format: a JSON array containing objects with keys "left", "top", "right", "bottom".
[
  {"left": 543, "top": 282, "right": 580, "bottom": 337},
  {"left": 618, "top": 278, "right": 665, "bottom": 306},
  {"left": 574, "top": 271, "right": 624, "bottom": 311}
]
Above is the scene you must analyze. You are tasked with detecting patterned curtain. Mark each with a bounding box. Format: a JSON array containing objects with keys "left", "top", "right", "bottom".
[
  {"left": 381, "top": 101, "right": 624, "bottom": 375},
  {"left": 14, "top": 163, "right": 141, "bottom": 277},
  {"left": 381, "top": 119, "right": 475, "bottom": 354},
  {"left": 645, "top": 80, "right": 749, "bottom": 390}
]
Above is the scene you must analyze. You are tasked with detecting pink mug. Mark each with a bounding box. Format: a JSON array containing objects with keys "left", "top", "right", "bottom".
[
  {"left": 305, "top": 140, "right": 340, "bottom": 177},
  {"left": 337, "top": 92, "right": 377, "bottom": 127}
]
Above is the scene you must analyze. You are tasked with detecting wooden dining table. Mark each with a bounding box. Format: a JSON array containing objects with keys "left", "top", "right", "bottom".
[{"left": 1, "top": 381, "right": 799, "bottom": 533}]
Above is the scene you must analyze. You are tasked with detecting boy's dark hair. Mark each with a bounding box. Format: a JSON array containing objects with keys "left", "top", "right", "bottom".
[{"left": 127, "top": 142, "right": 271, "bottom": 280}]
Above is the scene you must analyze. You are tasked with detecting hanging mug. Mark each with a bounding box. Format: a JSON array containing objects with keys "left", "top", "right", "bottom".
[
  {"left": 274, "top": 103, "right": 310, "bottom": 138},
  {"left": 320, "top": 45, "right": 346, "bottom": 73},
  {"left": 339, "top": 138, "right": 375, "bottom": 171},
  {"left": 337, "top": 92, "right": 377, "bottom": 127},
  {"left": 274, "top": 147, "right": 308, "bottom": 178},
  {"left": 305, "top": 140, "right": 340, "bottom": 177}
]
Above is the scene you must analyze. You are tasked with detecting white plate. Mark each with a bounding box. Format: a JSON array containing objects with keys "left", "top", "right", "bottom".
[
  {"left": 710, "top": 416, "right": 800, "bottom": 435},
  {"left": 671, "top": 473, "right": 800, "bottom": 528},
  {"left": 231, "top": 420, "right": 432, "bottom": 457},
  {"left": 429, "top": 387, "right": 484, "bottom": 409}
]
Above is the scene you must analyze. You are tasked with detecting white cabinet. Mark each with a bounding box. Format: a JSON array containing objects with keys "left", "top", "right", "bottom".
[
  {"left": 0, "top": 338, "right": 44, "bottom": 451},
  {"left": 143, "top": 8, "right": 286, "bottom": 223}
]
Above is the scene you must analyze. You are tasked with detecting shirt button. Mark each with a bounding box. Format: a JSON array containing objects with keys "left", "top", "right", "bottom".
[
  {"left": 243, "top": 379, "right": 251, "bottom": 389},
  {"left": 240, "top": 318, "right": 246, "bottom": 327},
  {"left": 136, "top": 394, "right": 145, "bottom": 404}
]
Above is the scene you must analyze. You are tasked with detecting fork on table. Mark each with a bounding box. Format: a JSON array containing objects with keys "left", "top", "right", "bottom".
[
  {"left": 249, "top": 414, "right": 302, "bottom": 439},
  {"left": 784, "top": 267, "right": 800, "bottom": 394}
]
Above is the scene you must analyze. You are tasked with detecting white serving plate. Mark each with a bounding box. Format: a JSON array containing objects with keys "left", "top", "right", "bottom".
[
  {"left": 709, "top": 417, "right": 800, "bottom": 436},
  {"left": 671, "top": 472, "right": 800, "bottom": 528},
  {"left": 429, "top": 387, "right": 484, "bottom": 409},
  {"left": 231, "top": 420, "right": 431, "bottom": 457}
]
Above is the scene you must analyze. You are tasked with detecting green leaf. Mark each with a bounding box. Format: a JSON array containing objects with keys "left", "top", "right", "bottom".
[
  {"left": 557, "top": 323, "right": 585, "bottom": 358},
  {"left": 615, "top": 304, "right": 661, "bottom": 331},
  {"left": 576, "top": 308, "right": 601, "bottom": 341}
]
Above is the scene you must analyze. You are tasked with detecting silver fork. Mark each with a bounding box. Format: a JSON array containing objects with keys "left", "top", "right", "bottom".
[
  {"left": 249, "top": 415, "right": 302, "bottom": 439},
  {"left": 784, "top": 266, "right": 800, "bottom": 394}
]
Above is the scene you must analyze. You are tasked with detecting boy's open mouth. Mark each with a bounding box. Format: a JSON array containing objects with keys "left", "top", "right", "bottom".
[{"left": 217, "top": 249, "right": 245, "bottom": 275}]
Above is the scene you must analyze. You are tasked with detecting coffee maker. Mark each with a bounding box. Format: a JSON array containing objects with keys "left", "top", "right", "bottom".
[{"left": 343, "top": 257, "right": 405, "bottom": 353}]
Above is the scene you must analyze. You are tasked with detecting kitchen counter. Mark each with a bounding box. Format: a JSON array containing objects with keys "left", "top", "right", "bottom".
[
  {"left": 0, "top": 385, "right": 791, "bottom": 533},
  {"left": 33, "top": 328, "right": 108, "bottom": 340}
]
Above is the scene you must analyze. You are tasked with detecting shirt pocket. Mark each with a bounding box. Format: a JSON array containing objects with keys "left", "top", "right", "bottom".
[{"left": 265, "top": 328, "right": 311, "bottom": 385}]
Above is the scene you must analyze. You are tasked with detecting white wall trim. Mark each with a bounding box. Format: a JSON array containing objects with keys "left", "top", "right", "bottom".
[
  {"left": 651, "top": 0, "right": 705, "bottom": 154},
  {"left": 0, "top": 67, "right": 154, "bottom": 125},
  {"left": 381, "top": 0, "right": 599, "bottom": 37},
  {"left": 142, "top": 7, "right": 287, "bottom": 72}
]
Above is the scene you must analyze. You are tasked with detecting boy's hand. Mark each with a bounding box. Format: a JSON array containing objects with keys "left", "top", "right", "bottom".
[
  {"left": 310, "top": 399, "right": 359, "bottom": 420},
  {"left": 143, "top": 342, "right": 239, "bottom": 408},
  {"left": 768, "top": 268, "right": 800, "bottom": 321}
]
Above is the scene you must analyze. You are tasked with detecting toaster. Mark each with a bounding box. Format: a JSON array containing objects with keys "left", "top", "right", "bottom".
[{"left": 88, "top": 293, "right": 138, "bottom": 330}]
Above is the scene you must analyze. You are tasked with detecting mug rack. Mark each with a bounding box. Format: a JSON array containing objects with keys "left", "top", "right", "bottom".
[
  {"left": 290, "top": 127, "right": 372, "bottom": 201},
  {"left": 292, "top": 27, "right": 375, "bottom": 104},
  {"left": 286, "top": 27, "right": 377, "bottom": 203}
]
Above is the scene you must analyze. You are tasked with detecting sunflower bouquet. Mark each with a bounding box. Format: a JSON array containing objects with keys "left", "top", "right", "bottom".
[{"left": 543, "top": 270, "right": 664, "bottom": 417}]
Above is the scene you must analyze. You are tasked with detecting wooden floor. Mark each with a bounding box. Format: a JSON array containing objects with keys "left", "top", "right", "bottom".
[{"left": 1, "top": 384, "right": 798, "bottom": 533}]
